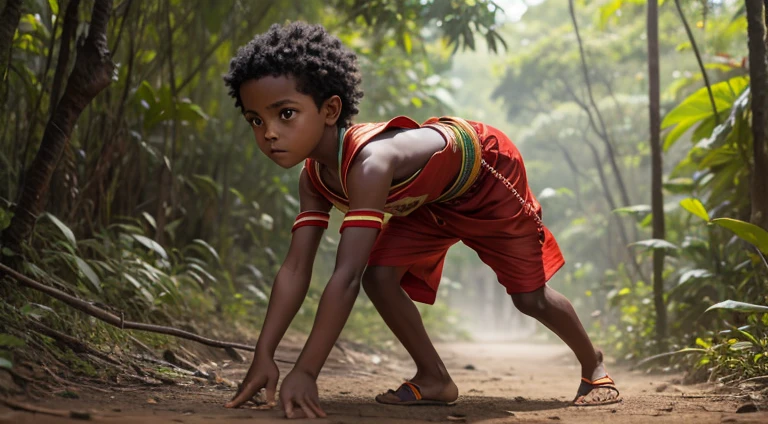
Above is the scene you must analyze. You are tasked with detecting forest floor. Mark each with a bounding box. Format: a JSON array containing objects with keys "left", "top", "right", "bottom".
[{"left": 1, "top": 338, "right": 767, "bottom": 424}]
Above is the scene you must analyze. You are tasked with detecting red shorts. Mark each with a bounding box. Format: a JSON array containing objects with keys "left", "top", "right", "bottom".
[{"left": 367, "top": 124, "right": 565, "bottom": 304}]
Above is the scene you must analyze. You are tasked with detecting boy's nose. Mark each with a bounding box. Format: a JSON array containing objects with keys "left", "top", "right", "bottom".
[{"left": 264, "top": 125, "right": 278, "bottom": 141}]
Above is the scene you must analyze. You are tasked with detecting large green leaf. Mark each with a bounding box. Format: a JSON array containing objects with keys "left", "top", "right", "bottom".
[
  {"left": 706, "top": 300, "right": 768, "bottom": 313},
  {"left": 662, "top": 76, "right": 749, "bottom": 151},
  {"left": 711, "top": 218, "right": 768, "bottom": 255},
  {"left": 75, "top": 257, "right": 102, "bottom": 293},
  {"left": 41, "top": 213, "right": 76, "bottom": 246},
  {"left": 131, "top": 235, "right": 169, "bottom": 260},
  {"left": 680, "top": 198, "right": 709, "bottom": 222}
]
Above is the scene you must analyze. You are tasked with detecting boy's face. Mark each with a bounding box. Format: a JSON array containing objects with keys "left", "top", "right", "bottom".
[{"left": 239, "top": 76, "right": 335, "bottom": 169}]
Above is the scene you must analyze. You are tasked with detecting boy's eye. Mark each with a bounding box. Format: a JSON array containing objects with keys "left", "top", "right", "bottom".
[
  {"left": 280, "top": 109, "right": 296, "bottom": 120},
  {"left": 249, "top": 116, "right": 263, "bottom": 127}
]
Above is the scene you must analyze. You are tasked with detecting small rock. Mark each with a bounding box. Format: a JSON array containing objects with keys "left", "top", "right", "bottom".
[
  {"left": 57, "top": 390, "right": 80, "bottom": 399},
  {"left": 548, "top": 417, "right": 561, "bottom": 421},
  {"left": 464, "top": 364, "right": 476, "bottom": 370},
  {"left": 447, "top": 414, "right": 466, "bottom": 421},
  {"left": 515, "top": 396, "right": 526, "bottom": 402},
  {"left": 68, "top": 411, "right": 91, "bottom": 420},
  {"left": 736, "top": 403, "right": 759, "bottom": 413},
  {"left": 611, "top": 409, "right": 617, "bottom": 413},
  {"left": 112, "top": 409, "right": 121, "bottom": 413},
  {"left": 147, "top": 398, "right": 158, "bottom": 404},
  {"left": 655, "top": 383, "right": 669, "bottom": 392},
  {"left": 506, "top": 411, "right": 516, "bottom": 416}
]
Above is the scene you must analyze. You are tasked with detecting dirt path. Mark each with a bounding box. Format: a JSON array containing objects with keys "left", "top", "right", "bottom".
[{"left": 2, "top": 341, "right": 765, "bottom": 424}]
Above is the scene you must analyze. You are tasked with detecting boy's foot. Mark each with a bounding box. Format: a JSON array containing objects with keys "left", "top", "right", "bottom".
[
  {"left": 573, "top": 351, "right": 622, "bottom": 406},
  {"left": 375, "top": 379, "right": 458, "bottom": 406}
]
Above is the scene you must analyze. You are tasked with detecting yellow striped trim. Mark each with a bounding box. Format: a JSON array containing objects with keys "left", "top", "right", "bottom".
[
  {"left": 294, "top": 216, "right": 330, "bottom": 225},
  {"left": 343, "top": 216, "right": 384, "bottom": 223}
]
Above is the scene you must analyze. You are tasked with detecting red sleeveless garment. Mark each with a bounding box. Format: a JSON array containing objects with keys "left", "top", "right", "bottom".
[{"left": 305, "top": 116, "right": 565, "bottom": 305}]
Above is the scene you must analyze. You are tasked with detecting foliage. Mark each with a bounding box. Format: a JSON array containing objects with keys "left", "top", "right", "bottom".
[{"left": 0, "top": 0, "right": 507, "bottom": 358}]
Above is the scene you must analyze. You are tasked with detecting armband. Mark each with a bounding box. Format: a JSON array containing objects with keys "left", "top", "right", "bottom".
[
  {"left": 292, "top": 211, "right": 331, "bottom": 233},
  {"left": 339, "top": 210, "right": 385, "bottom": 233}
]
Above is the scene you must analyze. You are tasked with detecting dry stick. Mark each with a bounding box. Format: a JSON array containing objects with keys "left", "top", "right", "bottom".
[
  {"left": 0, "top": 397, "right": 91, "bottom": 420},
  {"left": 0, "top": 263, "right": 294, "bottom": 364}
]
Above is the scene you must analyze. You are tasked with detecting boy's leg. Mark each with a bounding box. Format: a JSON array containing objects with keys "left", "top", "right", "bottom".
[
  {"left": 362, "top": 265, "right": 458, "bottom": 403},
  {"left": 511, "top": 285, "right": 619, "bottom": 403},
  {"left": 510, "top": 285, "right": 601, "bottom": 380}
]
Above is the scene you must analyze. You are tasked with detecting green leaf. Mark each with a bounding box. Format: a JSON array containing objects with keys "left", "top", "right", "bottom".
[
  {"left": 131, "top": 235, "right": 168, "bottom": 259},
  {"left": 706, "top": 300, "right": 768, "bottom": 313},
  {"left": 680, "top": 198, "right": 709, "bottom": 222},
  {"left": 48, "top": 0, "right": 59, "bottom": 15},
  {"left": 41, "top": 213, "right": 76, "bottom": 246},
  {"left": 142, "top": 212, "right": 156, "bottom": 230},
  {"left": 191, "top": 239, "right": 221, "bottom": 265},
  {"left": 663, "top": 178, "right": 694, "bottom": 194},
  {"left": 661, "top": 76, "right": 749, "bottom": 151},
  {"left": 678, "top": 269, "right": 712, "bottom": 285},
  {"left": 0, "top": 358, "right": 11, "bottom": 369},
  {"left": 0, "top": 334, "right": 25, "bottom": 348},
  {"left": 75, "top": 257, "right": 102, "bottom": 293},
  {"left": 711, "top": 218, "right": 768, "bottom": 255},
  {"left": 402, "top": 32, "right": 412, "bottom": 54},
  {"left": 630, "top": 239, "right": 680, "bottom": 252},
  {"left": 613, "top": 205, "right": 651, "bottom": 215}
]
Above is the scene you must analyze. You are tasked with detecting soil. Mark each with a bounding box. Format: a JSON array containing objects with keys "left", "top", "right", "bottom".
[{"left": 1, "top": 340, "right": 766, "bottom": 424}]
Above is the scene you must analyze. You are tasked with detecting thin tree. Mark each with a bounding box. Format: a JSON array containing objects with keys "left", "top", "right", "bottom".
[
  {"left": 745, "top": 0, "right": 768, "bottom": 230},
  {"left": 0, "top": 0, "right": 24, "bottom": 81},
  {"left": 647, "top": 0, "right": 667, "bottom": 351},
  {"left": 1, "top": 0, "right": 115, "bottom": 251}
]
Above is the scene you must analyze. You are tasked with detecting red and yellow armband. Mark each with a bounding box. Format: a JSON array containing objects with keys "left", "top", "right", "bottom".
[
  {"left": 291, "top": 211, "right": 331, "bottom": 233},
  {"left": 340, "top": 210, "right": 385, "bottom": 233}
]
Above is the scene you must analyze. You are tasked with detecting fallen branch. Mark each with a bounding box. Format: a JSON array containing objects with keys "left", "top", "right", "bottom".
[
  {"left": 0, "top": 263, "right": 293, "bottom": 364},
  {"left": 28, "top": 320, "right": 121, "bottom": 366},
  {"left": 742, "top": 375, "right": 768, "bottom": 384},
  {"left": 0, "top": 397, "right": 91, "bottom": 420}
]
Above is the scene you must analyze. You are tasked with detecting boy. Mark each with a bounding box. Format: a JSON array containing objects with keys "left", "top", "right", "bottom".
[{"left": 223, "top": 22, "right": 620, "bottom": 419}]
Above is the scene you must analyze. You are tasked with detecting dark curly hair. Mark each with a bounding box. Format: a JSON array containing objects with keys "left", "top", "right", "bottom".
[{"left": 224, "top": 22, "right": 363, "bottom": 128}]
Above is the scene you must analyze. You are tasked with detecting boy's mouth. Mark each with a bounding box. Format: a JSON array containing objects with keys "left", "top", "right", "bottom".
[{"left": 271, "top": 148, "right": 287, "bottom": 154}]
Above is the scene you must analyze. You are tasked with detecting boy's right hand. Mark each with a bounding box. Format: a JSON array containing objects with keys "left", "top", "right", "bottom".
[{"left": 225, "top": 353, "right": 279, "bottom": 408}]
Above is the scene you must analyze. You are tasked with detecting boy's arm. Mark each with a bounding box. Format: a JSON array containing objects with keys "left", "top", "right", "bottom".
[
  {"left": 226, "top": 167, "right": 331, "bottom": 408},
  {"left": 279, "top": 145, "right": 394, "bottom": 418}
]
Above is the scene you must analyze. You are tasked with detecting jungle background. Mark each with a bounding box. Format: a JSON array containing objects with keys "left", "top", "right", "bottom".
[{"left": 1, "top": 0, "right": 767, "bottom": 416}]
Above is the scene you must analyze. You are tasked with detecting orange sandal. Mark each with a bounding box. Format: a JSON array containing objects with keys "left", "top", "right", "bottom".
[
  {"left": 375, "top": 382, "right": 456, "bottom": 406},
  {"left": 572, "top": 375, "right": 622, "bottom": 406}
]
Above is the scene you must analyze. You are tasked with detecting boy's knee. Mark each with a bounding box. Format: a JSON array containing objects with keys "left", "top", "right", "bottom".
[
  {"left": 511, "top": 290, "right": 546, "bottom": 316},
  {"left": 363, "top": 266, "right": 400, "bottom": 297},
  {"left": 362, "top": 267, "right": 390, "bottom": 294}
]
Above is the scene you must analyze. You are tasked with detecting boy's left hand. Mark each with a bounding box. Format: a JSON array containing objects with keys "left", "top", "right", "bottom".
[{"left": 280, "top": 369, "right": 327, "bottom": 419}]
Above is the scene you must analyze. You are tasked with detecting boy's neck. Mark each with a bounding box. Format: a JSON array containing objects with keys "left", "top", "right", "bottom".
[{"left": 309, "top": 125, "right": 342, "bottom": 171}]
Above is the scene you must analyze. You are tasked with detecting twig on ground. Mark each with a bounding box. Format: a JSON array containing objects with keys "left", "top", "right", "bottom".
[
  {"left": 0, "top": 263, "right": 256, "bottom": 352},
  {"left": 0, "top": 396, "right": 91, "bottom": 420}
]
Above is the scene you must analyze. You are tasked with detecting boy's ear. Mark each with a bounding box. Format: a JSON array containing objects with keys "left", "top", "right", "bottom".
[{"left": 323, "top": 95, "right": 342, "bottom": 126}]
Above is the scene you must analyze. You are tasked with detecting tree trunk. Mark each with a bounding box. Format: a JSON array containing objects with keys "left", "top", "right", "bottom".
[
  {"left": 0, "top": 0, "right": 23, "bottom": 81},
  {"left": 49, "top": 0, "right": 82, "bottom": 115},
  {"left": 647, "top": 0, "right": 667, "bottom": 352},
  {"left": 746, "top": 0, "right": 768, "bottom": 230},
  {"left": 1, "top": 0, "right": 114, "bottom": 251}
]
